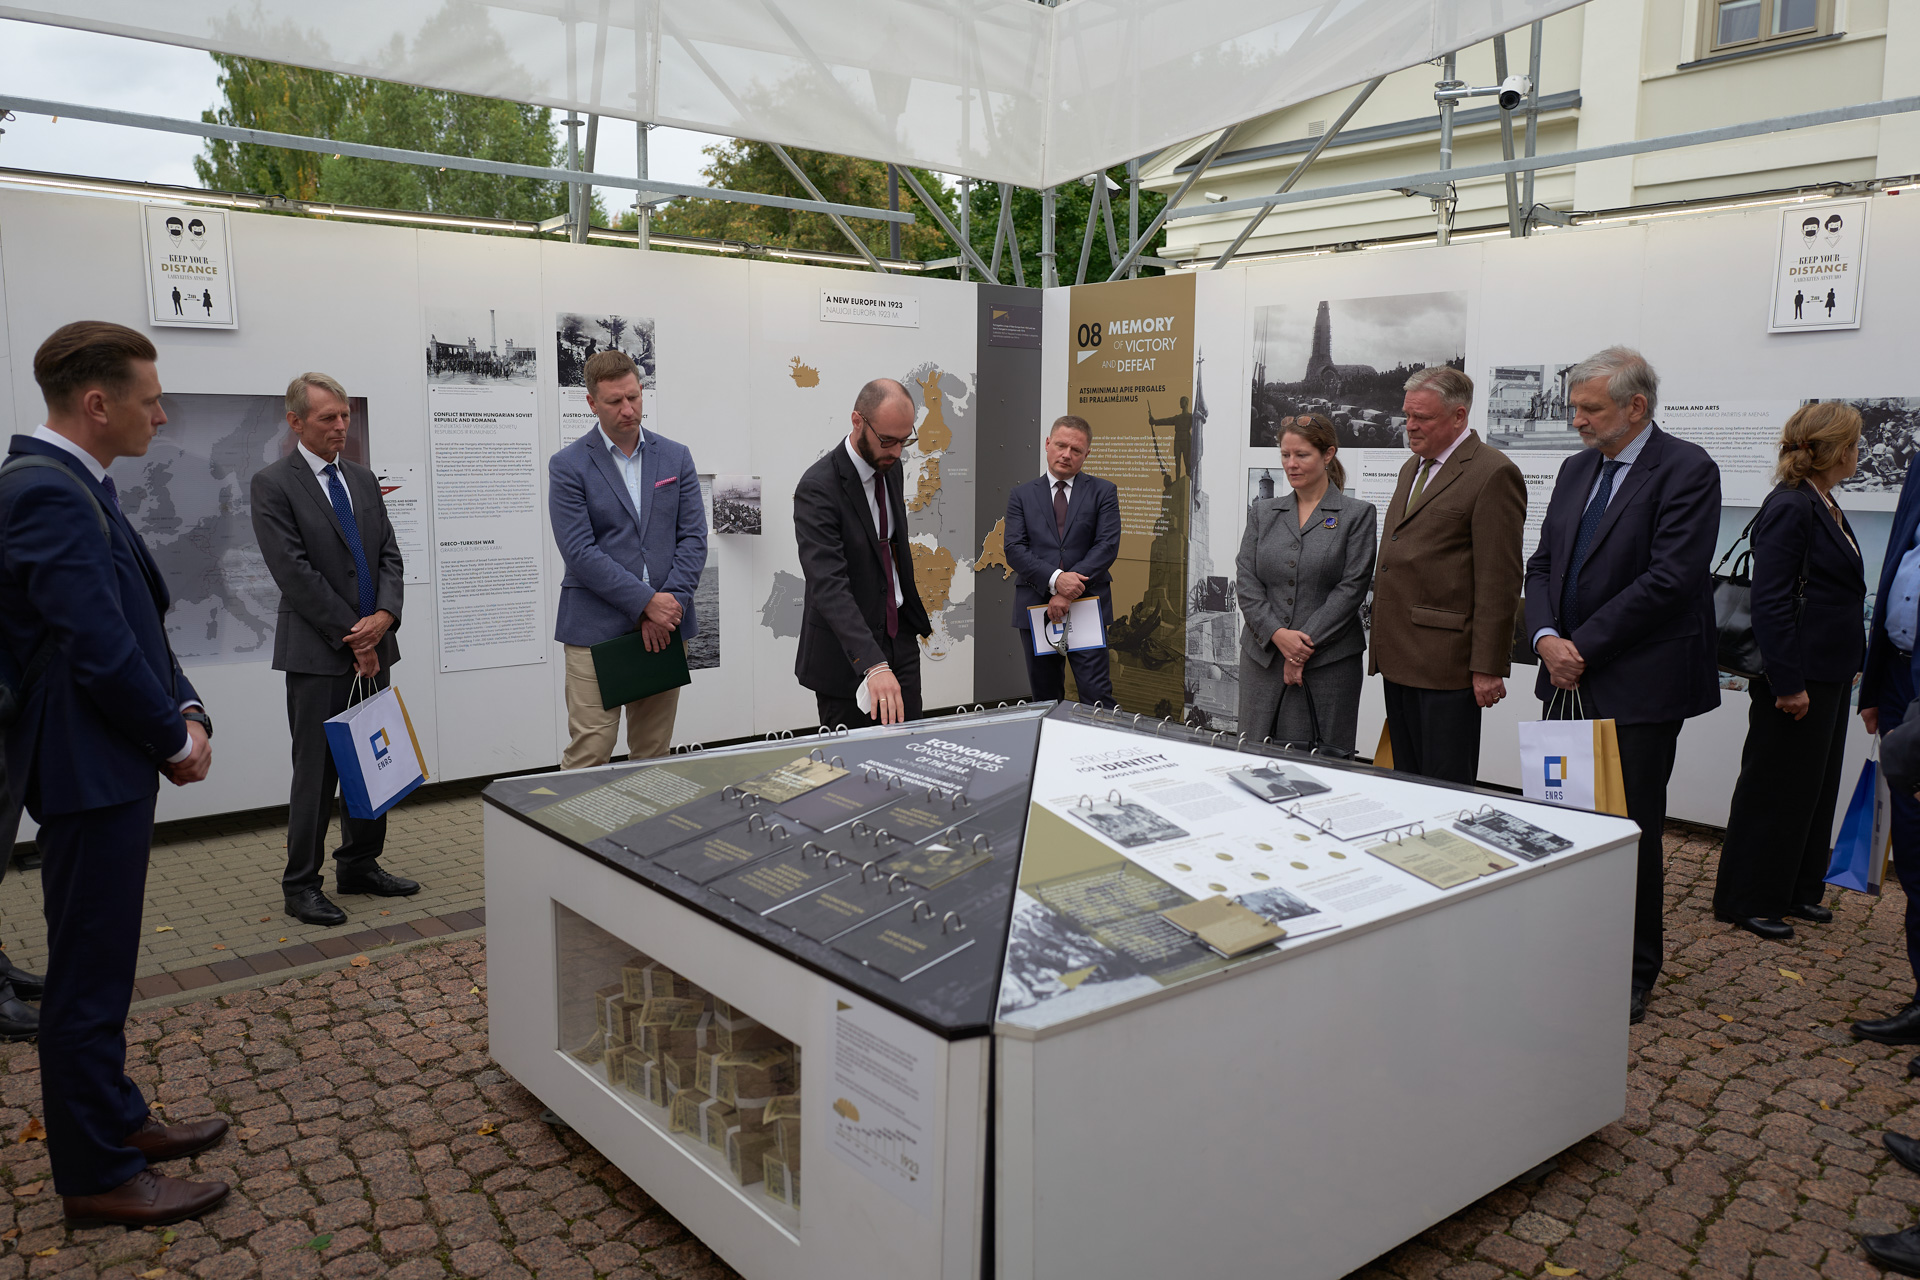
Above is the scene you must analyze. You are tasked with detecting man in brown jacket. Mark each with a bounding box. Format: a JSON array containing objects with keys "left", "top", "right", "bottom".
[{"left": 1370, "top": 366, "right": 1525, "bottom": 784}]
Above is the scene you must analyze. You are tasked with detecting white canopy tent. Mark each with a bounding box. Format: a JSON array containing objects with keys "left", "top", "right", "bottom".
[{"left": 1, "top": 0, "right": 1585, "bottom": 188}]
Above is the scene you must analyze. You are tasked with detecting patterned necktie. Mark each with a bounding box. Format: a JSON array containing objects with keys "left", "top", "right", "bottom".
[
  {"left": 101, "top": 473, "right": 120, "bottom": 508},
  {"left": 1561, "top": 458, "right": 1623, "bottom": 633},
  {"left": 1054, "top": 478, "right": 1069, "bottom": 540},
  {"left": 1407, "top": 457, "right": 1434, "bottom": 506},
  {"left": 874, "top": 472, "right": 898, "bottom": 639},
  {"left": 323, "top": 464, "right": 377, "bottom": 618}
]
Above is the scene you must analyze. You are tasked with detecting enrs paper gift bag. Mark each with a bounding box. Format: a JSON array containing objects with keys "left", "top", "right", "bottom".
[{"left": 324, "top": 680, "right": 428, "bottom": 820}]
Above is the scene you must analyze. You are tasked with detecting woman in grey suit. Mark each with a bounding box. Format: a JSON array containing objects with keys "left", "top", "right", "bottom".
[{"left": 1236, "top": 414, "right": 1377, "bottom": 751}]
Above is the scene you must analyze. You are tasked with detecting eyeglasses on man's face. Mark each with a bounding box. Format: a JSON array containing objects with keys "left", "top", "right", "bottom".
[{"left": 858, "top": 412, "right": 917, "bottom": 450}]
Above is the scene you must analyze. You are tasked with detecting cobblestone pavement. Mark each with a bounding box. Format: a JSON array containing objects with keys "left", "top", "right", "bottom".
[
  {"left": 0, "top": 821, "right": 1915, "bottom": 1278},
  {"left": 2, "top": 781, "right": 489, "bottom": 986}
]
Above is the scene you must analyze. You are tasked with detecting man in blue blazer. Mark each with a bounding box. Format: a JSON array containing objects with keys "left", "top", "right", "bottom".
[
  {"left": 549, "top": 350, "right": 707, "bottom": 767},
  {"left": 0, "top": 322, "right": 230, "bottom": 1225},
  {"left": 1005, "top": 416, "right": 1121, "bottom": 705},
  {"left": 1848, "top": 452, "right": 1920, "bottom": 1048},
  {"left": 1524, "top": 348, "right": 1720, "bottom": 1027}
]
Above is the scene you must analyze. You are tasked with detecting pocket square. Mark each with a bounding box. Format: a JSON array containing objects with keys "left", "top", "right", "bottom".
[{"left": 653, "top": 476, "right": 678, "bottom": 487}]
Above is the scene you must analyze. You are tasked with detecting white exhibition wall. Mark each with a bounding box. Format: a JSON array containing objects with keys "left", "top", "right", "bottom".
[
  {"left": 0, "top": 188, "right": 982, "bottom": 827},
  {"left": 1046, "top": 195, "right": 1916, "bottom": 829}
]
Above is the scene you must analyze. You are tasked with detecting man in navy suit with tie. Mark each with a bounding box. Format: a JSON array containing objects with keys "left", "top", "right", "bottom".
[
  {"left": 549, "top": 350, "right": 707, "bottom": 766},
  {"left": 0, "top": 322, "right": 231, "bottom": 1225},
  {"left": 1005, "top": 416, "right": 1122, "bottom": 706},
  {"left": 1524, "top": 347, "right": 1720, "bottom": 1026},
  {"left": 252, "top": 373, "right": 413, "bottom": 927}
]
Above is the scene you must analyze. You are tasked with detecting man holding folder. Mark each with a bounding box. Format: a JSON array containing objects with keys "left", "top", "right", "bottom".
[
  {"left": 549, "top": 350, "right": 707, "bottom": 768},
  {"left": 1005, "top": 415, "right": 1120, "bottom": 706}
]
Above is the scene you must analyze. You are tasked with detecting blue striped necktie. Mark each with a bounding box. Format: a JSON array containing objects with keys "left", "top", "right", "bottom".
[
  {"left": 323, "top": 463, "right": 377, "bottom": 617},
  {"left": 1561, "top": 458, "right": 1622, "bottom": 632}
]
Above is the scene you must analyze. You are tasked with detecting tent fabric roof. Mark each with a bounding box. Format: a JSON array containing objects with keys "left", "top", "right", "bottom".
[{"left": 2, "top": 0, "right": 1585, "bottom": 189}]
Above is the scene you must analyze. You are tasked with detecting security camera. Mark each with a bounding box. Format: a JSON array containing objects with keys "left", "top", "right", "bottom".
[
  {"left": 1497, "top": 74, "right": 1532, "bottom": 111},
  {"left": 1203, "top": 191, "right": 1230, "bottom": 204}
]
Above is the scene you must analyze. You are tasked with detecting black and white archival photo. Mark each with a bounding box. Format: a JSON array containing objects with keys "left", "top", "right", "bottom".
[
  {"left": 556, "top": 312, "right": 657, "bottom": 391},
  {"left": 1067, "top": 795, "right": 1189, "bottom": 848},
  {"left": 712, "top": 475, "right": 763, "bottom": 535},
  {"left": 424, "top": 308, "right": 538, "bottom": 385},
  {"left": 1483, "top": 362, "right": 1584, "bottom": 451},
  {"left": 1248, "top": 292, "right": 1468, "bottom": 449},
  {"left": 1227, "top": 762, "right": 1334, "bottom": 803},
  {"left": 1236, "top": 883, "right": 1322, "bottom": 925},
  {"left": 1806, "top": 396, "right": 1920, "bottom": 494}
]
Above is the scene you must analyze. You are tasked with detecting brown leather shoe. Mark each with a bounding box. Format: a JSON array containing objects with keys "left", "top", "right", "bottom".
[
  {"left": 63, "top": 1168, "right": 230, "bottom": 1227},
  {"left": 125, "top": 1114, "right": 229, "bottom": 1162}
]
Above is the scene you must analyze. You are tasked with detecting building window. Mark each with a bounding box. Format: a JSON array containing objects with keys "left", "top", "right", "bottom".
[{"left": 1702, "top": 0, "right": 1830, "bottom": 55}]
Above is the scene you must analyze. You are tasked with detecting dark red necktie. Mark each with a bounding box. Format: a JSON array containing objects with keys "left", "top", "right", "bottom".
[
  {"left": 1054, "top": 479, "right": 1069, "bottom": 539},
  {"left": 874, "top": 472, "right": 898, "bottom": 638}
]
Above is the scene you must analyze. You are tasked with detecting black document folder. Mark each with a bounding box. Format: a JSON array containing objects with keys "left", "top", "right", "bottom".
[{"left": 590, "top": 629, "right": 691, "bottom": 709}]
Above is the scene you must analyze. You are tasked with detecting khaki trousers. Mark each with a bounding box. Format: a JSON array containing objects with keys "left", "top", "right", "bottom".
[{"left": 562, "top": 644, "right": 680, "bottom": 769}]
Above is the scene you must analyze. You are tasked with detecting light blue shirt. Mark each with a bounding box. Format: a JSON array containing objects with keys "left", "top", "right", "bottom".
[
  {"left": 1886, "top": 532, "right": 1920, "bottom": 651},
  {"left": 599, "top": 426, "right": 650, "bottom": 585},
  {"left": 1534, "top": 424, "right": 1653, "bottom": 650}
]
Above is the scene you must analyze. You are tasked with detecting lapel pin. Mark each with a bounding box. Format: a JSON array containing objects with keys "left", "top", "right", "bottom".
[{"left": 1322, "top": 513, "right": 1338, "bottom": 530}]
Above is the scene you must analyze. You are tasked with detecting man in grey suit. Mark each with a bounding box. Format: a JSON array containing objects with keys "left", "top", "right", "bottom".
[
  {"left": 251, "top": 373, "right": 415, "bottom": 927},
  {"left": 549, "top": 350, "right": 707, "bottom": 766}
]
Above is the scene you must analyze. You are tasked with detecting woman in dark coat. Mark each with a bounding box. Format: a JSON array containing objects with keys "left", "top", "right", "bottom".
[{"left": 1712, "top": 401, "right": 1865, "bottom": 940}]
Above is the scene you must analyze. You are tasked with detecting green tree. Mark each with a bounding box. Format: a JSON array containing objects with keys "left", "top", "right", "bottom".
[
  {"left": 647, "top": 140, "right": 956, "bottom": 263},
  {"left": 960, "top": 172, "right": 1167, "bottom": 284},
  {"left": 195, "top": 6, "right": 583, "bottom": 223}
]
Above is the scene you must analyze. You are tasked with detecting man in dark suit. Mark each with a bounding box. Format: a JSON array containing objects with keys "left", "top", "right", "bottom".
[
  {"left": 548, "top": 350, "right": 707, "bottom": 767},
  {"left": 1848, "top": 452, "right": 1920, "bottom": 1048},
  {"left": 0, "top": 321, "right": 230, "bottom": 1225},
  {"left": 1525, "top": 347, "right": 1720, "bottom": 1026},
  {"left": 1004, "top": 415, "right": 1121, "bottom": 705},
  {"left": 1370, "top": 366, "right": 1526, "bottom": 783},
  {"left": 251, "top": 373, "right": 413, "bottom": 927},
  {"left": 795, "top": 378, "right": 932, "bottom": 727}
]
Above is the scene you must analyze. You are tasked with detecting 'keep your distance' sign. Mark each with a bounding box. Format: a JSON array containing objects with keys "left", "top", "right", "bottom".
[{"left": 820, "top": 288, "right": 919, "bottom": 328}]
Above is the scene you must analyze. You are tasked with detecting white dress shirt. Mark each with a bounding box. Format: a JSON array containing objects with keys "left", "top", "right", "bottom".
[
  {"left": 1533, "top": 424, "right": 1653, "bottom": 650},
  {"left": 298, "top": 439, "right": 351, "bottom": 513},
  {"left": 844, "top": 435, "right": 905, "bottom": 609},
  {"left": 31, "top": 425, "right": 199, "bottom": 761},
  {"left": 1044, "top": 469, "right": 1076, "bottom": 595},
  {"left": 1406, "top": 426, "right": 1470, "bottom": 495},
  {"left": 599, "top": 426, "right": 650, "bottom": 584}
]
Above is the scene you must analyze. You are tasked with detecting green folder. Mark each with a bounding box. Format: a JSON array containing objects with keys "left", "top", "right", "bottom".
[{"left": 590, "top": 630, "right": 691, "bottom": 709}]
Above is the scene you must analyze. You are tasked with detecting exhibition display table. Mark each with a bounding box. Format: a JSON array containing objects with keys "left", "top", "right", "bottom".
[{"left": 483, "top": 704, "right": 1641, "bottom": 1280}]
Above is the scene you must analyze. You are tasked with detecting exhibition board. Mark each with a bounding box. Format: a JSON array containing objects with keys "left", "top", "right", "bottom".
[
  {"left": 0, "top": 185, "right": 1020, "bottom": 830},
  {"left": 1041, "top": 191, "right": 1920, "bottom": 826},
  {"left": 482, "top": 702, "right": 1640, "bottom": 1280}
]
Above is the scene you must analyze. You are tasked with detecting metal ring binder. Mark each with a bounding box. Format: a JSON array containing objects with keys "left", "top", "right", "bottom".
[
  {"left": 746, "top": 813, "right": 767, "bottom": 833},
  {"left": 942, "top": 911, "right": 965, "bottom": 934},
  {"left": 911, "top": 900, "right": 936, "bottom": 922}
]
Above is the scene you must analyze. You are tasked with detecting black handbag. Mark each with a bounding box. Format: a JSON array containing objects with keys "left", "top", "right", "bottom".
[
  {"left": 1710, "top": 500, "right": 1809, "bottom": 679},
  {"left": 1265, "top": 671, "right": 1357, "bottom": 760}
]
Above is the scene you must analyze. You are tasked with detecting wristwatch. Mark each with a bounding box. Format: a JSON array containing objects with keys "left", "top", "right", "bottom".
[{"left": 182, "top": 709, "right": 214, "bottom": 740}]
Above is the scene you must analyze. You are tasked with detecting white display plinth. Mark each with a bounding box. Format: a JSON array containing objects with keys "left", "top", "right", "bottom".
[
  {"left": 485, "top": 807, "right": 990, "bottom": 1280},
  {"left": 994, "top": 836, "right": 1635, "bottom": 1280},
  {"left": 483, "top": 705, "right": 1641, "bottom": 1280}
]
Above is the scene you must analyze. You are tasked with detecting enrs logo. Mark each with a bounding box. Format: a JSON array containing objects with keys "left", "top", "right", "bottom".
[
  {"left": 370, "top": 727, "right": 392, "bottom": 768},
  {"left": 1544, "top": 755, "right": 1567, "bottom": 784}
]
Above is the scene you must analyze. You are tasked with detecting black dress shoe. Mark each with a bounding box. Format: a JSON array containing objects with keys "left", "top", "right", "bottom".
[
  {"left": 1887, "top": 1131, "right": 1920, "bottom": 1176},
  {"left": 10, "top": 846, "right": 39, "bottom": 871},
  {"left": 1719, "top": 915, "right": 1794, "bottom": 941},
  {"left": 284, "top": 887, "right": 347, "bottom": 926},
  {"left": 0, "top": 981, "right": 37, "bottom": 1042},
  {"left": 0, "top": 951, "right": 45, "bottom": 1001},
  {"left": 1854, "top": 1001, "right": 1920, "bottom": 1045},
  {"left": 336, "top": 867, "right": 419, "bottom": 897},
  {"left": 1786, "top": 902, "right": 1833, "bottom": 924},
  {"left": 1863, "top": 1225, "right": 1920, "bottom": 1278},
  {"left": 1630, "top": 988, "right": 1649, "bottom": 1025}
]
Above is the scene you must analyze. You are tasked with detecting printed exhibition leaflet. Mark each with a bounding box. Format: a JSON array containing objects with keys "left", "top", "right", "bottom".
[
  {"left": 424, "top": 307, "right": 547, "bottom": 673},
  {"left": 829, "top": 993, "right": 938, "bottom": 1214}
]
